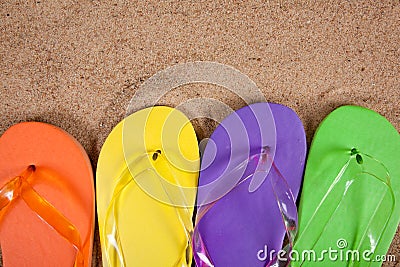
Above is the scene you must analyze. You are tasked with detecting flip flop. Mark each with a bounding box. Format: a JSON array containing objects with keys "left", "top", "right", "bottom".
[
  {"left": 193, "top": 102, "right": 307, "bottom": 266},
  {"left": 293, "top": 105, "right": 400, "bottom": 266},
  {"left": 0, "top": 122, "right": 94, "bottom": 266},
  {"left": 96, "top": 106, "right": 199, "bottom": 266}
]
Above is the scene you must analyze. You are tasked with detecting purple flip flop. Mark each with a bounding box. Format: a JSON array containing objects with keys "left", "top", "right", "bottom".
[{"left": 193, "top": 102, "right": 306, "bottom": 266}]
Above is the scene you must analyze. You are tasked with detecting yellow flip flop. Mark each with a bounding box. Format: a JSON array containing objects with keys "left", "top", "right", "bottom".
[{"left": 96, "top": 106, "right": 199, "bottom": 266}]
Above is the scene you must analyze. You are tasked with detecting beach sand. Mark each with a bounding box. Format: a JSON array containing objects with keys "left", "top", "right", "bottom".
[{"left": 1, "top": 1, "right": 399, "bottom": 266}]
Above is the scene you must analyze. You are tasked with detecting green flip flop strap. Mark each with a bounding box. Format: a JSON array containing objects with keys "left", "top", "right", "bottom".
[{"left": 296, "top": 149, "right": 395, "bottom": 266}]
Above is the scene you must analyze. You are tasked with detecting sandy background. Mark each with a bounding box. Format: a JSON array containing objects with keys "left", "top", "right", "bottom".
[{"left": 1, "top": 0, "right": 399, "bottom": 266}]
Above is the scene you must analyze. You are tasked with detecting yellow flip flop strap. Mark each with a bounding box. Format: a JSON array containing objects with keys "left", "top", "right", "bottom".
[{"left": 103, "top": 151, "right": 193, "bottom": 267}]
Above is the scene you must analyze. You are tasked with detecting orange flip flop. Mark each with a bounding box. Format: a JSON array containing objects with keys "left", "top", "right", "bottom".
[{"left": 0, "top": 122, "right": 95, "bottom": 266}]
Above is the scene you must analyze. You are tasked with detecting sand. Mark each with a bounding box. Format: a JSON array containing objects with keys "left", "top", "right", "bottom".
[{"left": 0, "top": 1, "right": 399, "bottom": 266}]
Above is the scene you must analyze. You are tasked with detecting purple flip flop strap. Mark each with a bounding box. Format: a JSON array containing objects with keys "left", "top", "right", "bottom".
[{"left": 193, "top": 146, "right": 298, "bottom": 267}]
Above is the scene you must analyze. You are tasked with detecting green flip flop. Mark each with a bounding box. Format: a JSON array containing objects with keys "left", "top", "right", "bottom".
[{"left": 293, "top": 105, "right": 400, "bottom": 266}]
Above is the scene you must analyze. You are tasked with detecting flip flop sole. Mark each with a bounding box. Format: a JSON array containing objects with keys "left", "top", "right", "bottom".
[
  {"left": 96, "top": 106, "right": 199, "bottom": 266},
  {"left": 294, "top": 106, "right": 400, "bottom": 266},
  {"left": 196, "top": 103, "right": 306, "bottom": 266},
  {"left": 0, "top": 122, "right": 94, "bottom": 266}
]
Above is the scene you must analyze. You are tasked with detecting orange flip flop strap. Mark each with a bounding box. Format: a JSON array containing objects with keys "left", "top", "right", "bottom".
[{"left": 0, "top": 166, "right": 85, "bottom": 267}]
